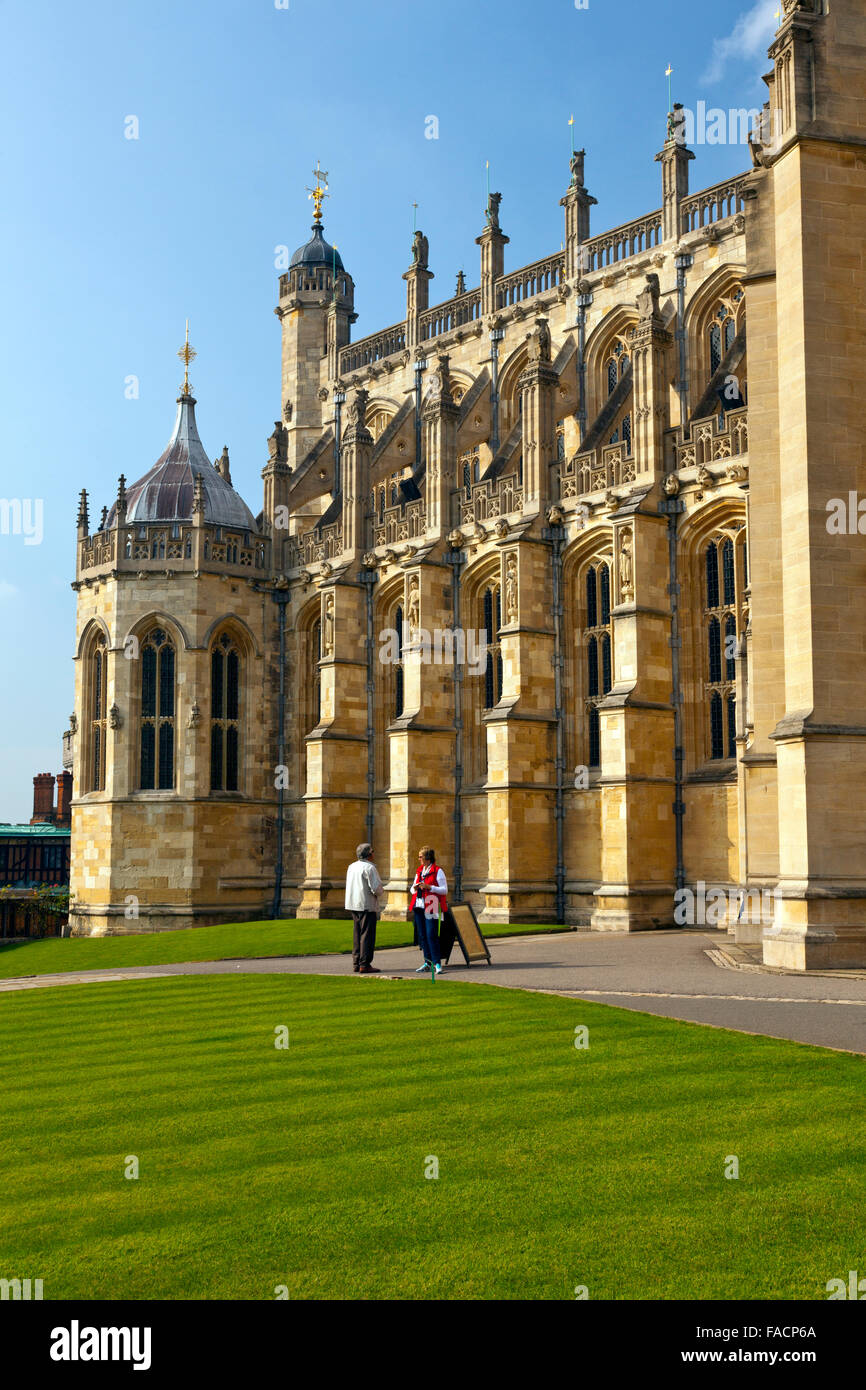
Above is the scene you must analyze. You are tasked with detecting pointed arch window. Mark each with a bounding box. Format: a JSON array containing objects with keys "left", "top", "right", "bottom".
[
  {"left": 584, "top": 561, "right": 612, "bottom": 767},
  {"left": 709, "top": 299, "right": 740, "bottom": 374},
  {"left": 87, "top": 633, "right": 108, "bottom": 792},
  {"left": 394, "top": 605, "right": 404, "bottom": 719},
  {"left": 482, "top": 584, "right": 503, "bottom": 710},
  {"left": 139, "top": 628, "right": 175, "bottom": 790},
  {"left": 210, "top": 632, "right": 241, "bottom": 792},
  {"left": 311, "top": 618, "right": 322, "bottom": 727},
  {"left": 460, "top": 445, "right": 481, "bottom": 500},
  {"left": 605, "top": 340, "right": 630, "bottom": 397},
  {"left": 702, "top": 534, "right": 744, "bottom": 761}
]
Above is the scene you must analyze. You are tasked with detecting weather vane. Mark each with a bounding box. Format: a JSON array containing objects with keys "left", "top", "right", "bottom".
[
  {"left": 178, "top": 319, "right": 196, "bottom": 395},
  {"left": 306, "top": 161, "right": 330, "bottom": 223}
]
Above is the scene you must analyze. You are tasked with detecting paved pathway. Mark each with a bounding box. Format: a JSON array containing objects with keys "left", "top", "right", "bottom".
[{"left": 3, "top": 929, "right": 866, "bottom": 1054}]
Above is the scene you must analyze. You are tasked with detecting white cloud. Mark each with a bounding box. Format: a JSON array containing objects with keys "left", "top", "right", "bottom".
[
  {"left": 702, "top": 1, "right": 779, "bottom": 85},
  {"left": 0, "top": 581, "right": 18, "bottom": 602}
]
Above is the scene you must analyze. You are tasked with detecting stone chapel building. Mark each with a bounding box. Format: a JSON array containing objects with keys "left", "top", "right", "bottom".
[{"left": 68, "top": 1, "right": 866, "bottom": 969}]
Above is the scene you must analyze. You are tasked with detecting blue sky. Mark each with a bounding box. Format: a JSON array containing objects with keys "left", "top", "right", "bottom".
[{"left": 0, "top": 0, "right": 777, "bottom": 822}]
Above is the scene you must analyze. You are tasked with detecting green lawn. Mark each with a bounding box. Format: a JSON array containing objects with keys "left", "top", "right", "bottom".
[
  {"left": 0, "top": 917, "right": 562, "bottom": 979},
  {"left": 0, "top": 972, "right": 863, "bottom": 1299}
]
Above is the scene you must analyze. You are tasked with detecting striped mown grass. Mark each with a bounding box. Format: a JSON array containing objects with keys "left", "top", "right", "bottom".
[
  {"left": 0, "top": 918, "right": 562, "bottom": 979},
  {"left": 1, "top": 973, "right": 864, "bottom": 1299}
]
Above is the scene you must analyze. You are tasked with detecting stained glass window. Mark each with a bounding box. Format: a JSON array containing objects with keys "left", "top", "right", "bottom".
[
  {"left": 585, "top": 562, "right": 612, "bottom": 767},
  {"left": 703, "top": 532, "right": 743, "bottom": 762},
  {"left": 89, "top": 635, "right": 108, "bottom": 792},
  {"left": 483, "top": 586, "right": 503, "bottom": 709},
  {"left": 139, "top": 629, "right": 175, "bottom": 790},
  {"left": 395, "top": 605, "right": 404, "bottom": 719},
  {"left": 210, "top": 632, "right": 241, "bottom": 792}
]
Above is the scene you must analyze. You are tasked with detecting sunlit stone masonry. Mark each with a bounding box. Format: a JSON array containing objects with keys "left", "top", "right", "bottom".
[{"left": 68, "top": 1, "right": 866, "bottom": 969}]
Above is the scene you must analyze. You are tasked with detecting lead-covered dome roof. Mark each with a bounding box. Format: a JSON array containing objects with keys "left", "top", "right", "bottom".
[
  {"left": 290, "top": 222, "right": 344, "bottom": 273},
  {"left": 108, "top": 393, "right": 257, "bottom": 531}
]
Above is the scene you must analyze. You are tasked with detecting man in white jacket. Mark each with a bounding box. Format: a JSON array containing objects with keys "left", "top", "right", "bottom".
[{"left": 345, "top": 842, "right": 383, "bottom": 974}]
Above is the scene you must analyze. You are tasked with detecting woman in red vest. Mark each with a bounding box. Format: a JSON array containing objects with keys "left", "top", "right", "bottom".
[{"left": 410, "top": 845, "right": 448, "bottom": 974}]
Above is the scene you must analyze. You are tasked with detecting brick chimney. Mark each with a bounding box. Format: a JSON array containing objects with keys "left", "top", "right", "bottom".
[
  {"left": 31, "top": 773, "right": 56, "bottom": 824},
  {"left": 55, "top": 771, "right": 73, "bottom": 827}
]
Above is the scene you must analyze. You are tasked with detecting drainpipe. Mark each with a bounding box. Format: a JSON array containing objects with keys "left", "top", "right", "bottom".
[
  {"left": 662, "top": 496, "right": 686, "bottom": 895},
  {"left": 359, "top": 566, "right": 378, "bottom": 845},
  {"left": 445, "top": 543, "right": 465, "bottom": 902},
  {"left": 674, "top": 253, "right": 692, "bottom": 433},
  {"left": 490, "top": 326, "right": 505, "bottom": 455},
  {"left": 333, "top": 387, "right": 345, "bottom": 496},
  {"left": 271, "top": 588, "right": 290, "bottom": 919},
  {"left": 542, "top": 516, "right": 567, "bottom": 923},
  {"left": 576, "top": 288, "right": 593, "bottom": 445}
]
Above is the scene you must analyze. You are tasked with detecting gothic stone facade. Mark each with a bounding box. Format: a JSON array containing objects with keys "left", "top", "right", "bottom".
[{"left": 69, "top": 1, "right": 866, "bottom": 970}]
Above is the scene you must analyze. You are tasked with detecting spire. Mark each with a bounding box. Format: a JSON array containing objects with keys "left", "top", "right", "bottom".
[
  {"left": 192, "top": 472, "right": 205, "bottom": 518},
  {"left": 77, "top": 488, "right": 89, "bottom": 534},
  {"left": 306, "top": 161, "right": 330, "bottom": 225},
  {"left": 115, "top": 474, "right": 128, "bottom": 527},
  {"left": 655, "top": 95, "right": 694, "bottom": 242},
  {"left": 215, "top": 446, "right": 231, "bottom": 484},
  {"left": 561, "top": 144, "right": 597, "bottom": 277},
  {"left": 178, "top": 320, "right": 196, "bottom": 397}
]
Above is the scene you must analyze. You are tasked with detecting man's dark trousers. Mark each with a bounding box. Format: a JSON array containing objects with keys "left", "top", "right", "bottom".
[{"left": 352, "top": 910, "right": 377, "bottom": 970}]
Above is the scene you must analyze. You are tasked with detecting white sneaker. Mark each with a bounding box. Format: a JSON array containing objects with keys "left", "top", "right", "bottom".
[
  {"left": 434, "top": 963, "right": 443, "bottom": 974},
  {"left": 415, "top": 962, "right": 430, "bottom": 973}
]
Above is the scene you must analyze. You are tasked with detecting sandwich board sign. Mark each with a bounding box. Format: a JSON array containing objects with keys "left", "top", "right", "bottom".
[{"left": 440, "top": 902, "right": 491, "bottom": 966}]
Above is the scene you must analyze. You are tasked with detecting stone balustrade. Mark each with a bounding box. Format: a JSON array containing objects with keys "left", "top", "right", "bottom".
[
  {"left": 459, "top": 470, "right": 524, "bottom": 527},
  {"left": 373, "top": 498, "right": 427, "bottom": 548},
  {"left": 558, "top": 442, "right": 638, "bottom": 500},
  {"left": 580, "top": 212, "right": 664, "bottom": 273},
  {"left": 496, "top": 253, "right": 565, "bottom": 308},
  {"left": 297, "top": 520, "right": 345, "bottom": 567},
  {"left": 338, "top": 321, "right": 407, "bottom": 375},
  {"left": 680, "top": 176, "right": 748, "bottom": 234},
  {"left": 674, "top": 408, "right": 749, "bottom": 469},
  {"left": 419, "top": 288, "right": 483, "bottom": 341},
  {"left": 78, "top": 524, "right": 268, "bottom": 576}
]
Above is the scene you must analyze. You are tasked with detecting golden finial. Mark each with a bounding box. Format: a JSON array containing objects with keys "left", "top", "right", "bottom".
[
  {"left": 178, "top": 319, "right": 196, "bottom": 396},
  {"left": 306, "top": 161, "right": 330, "bottom": 223}
]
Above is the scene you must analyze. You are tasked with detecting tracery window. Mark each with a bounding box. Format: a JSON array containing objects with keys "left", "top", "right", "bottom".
[
  {"left": 210, "top": 631, "right": 241, "bottom": 792},
  {"left": 708, "top": 289, "right": 744, "bottom": 374},
  {"left": 610, "top": 414, "right": 632, "bottom": 454},
  {"left": 367, "top": 408, "right": 392, "bottom": 441},
  {"left": 703, "top": 534, "right": 746, "bottom": 760},
  {"left": 605, "top": 340, "right": 630, "bottom": 396},
  {"left": 311, "top": 618, "right": 322, "bottom": 727},
  {"left": 87, "top": 633, "right": 108, "bottom": 792},
  {"left": 482, "top": 584, "right": 503, "bottom": 711},
  {"left": 584, "top": 561, "right": 612, "bottom": 767},
  {"left": 394, "top": 604, "right": 404, "bottom": 719},
  {"left": 461, "top": 444, "right": 481, "bottom": 497},
  {"left": 139, "top": 628, "right": 175, "bottom": 790}
]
